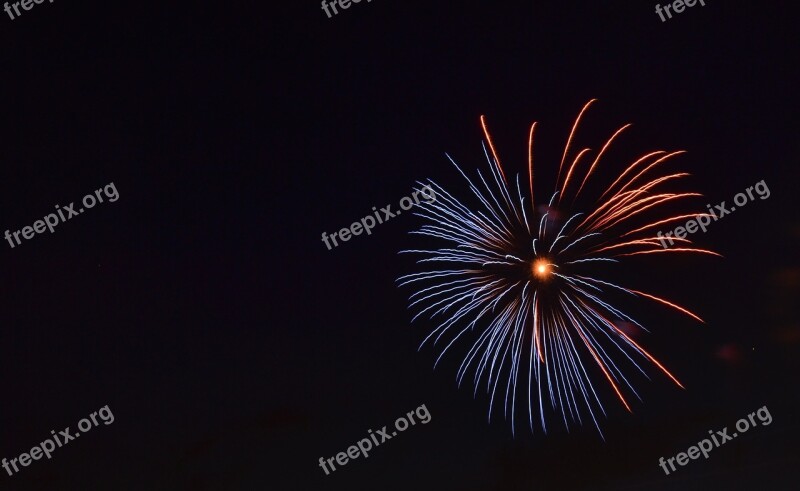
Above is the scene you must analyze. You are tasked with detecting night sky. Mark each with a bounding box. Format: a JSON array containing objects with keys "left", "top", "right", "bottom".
[{"left": 0, "top": 1, "right": 798, "bottom": 490}]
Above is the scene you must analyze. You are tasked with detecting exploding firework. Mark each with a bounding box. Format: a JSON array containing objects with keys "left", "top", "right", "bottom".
[{"left": 398, "top": 100, "right": 719, "bottom": 436}]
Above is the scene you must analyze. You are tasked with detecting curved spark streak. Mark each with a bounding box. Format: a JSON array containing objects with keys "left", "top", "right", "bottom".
[
  {"left": 629, "top": 289, "right": 705, "bottom": 323},
  {"left": 481, "top": 115, "right": 507, "bottom": 184},
  {"left": 621, "top": 213, "right": 715, "bottom": 238},
  {"left": 528, "top": 122, "right": 537, "bottom": 214},
  {"left": 560, "top": 148, "right": 592, "bottom": 200},
  {"left": 575, "top": 124, "right": 632, "bottom": 200},
  {"left": 400, "top": 101, "right": 716, "bottom": 435},
  {"left": 598, "top": 151, "right": 667, "bottom": 201},
  {"left": 557, "top": 99, "right": 597, "bottom": 185},
  {"left": 616, "top": 248, "right": 722, "bottom": 258}
]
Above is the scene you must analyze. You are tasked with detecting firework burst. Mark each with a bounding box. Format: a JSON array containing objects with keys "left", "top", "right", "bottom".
[{"left": 398, "top": 100, "right": 719, "bottom": 436}]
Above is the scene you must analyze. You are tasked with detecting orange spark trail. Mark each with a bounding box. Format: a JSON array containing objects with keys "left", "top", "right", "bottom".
[
  {"left": 629, "top": 289, "right": 706, "bottom": 323},
  {"left": 591, "top": 237, "right": 691, "bottom": 253},
  {"left": 528, "top": 122, "right": 537, "bottom": 214},
  {"left": 610, "top": 327, "right": 685, "bottom": 389},
  {"left": 609, "top": 151, "right": 687, "bottom": 199},
  {"left": 580, "top": 302, "right": 685, "bottom": 389},
  {"left": 557, "top": 99, "right": 597, "bottom": 186},
  {"left": 533, "top": 295, "right": 544, "bottom": 363},
  {"left": 592, "top": 193, "right": 703, "bottom": 232},
  {"left": 575, "top": 124, "right": 632, "bottom": 199},
  {"left": 622, "top": 214, "right": 715, "bottom": 237},
  {"left": 599, "top": 151, "right": 666, "bottom": 201},
  {"left": 573, "top": 322, "right": 631, "bottom": 412},
  {"left": 560, "top": 147, "right": 592, "bottom": 201},
  {"left": 616, "top": 248, "right": 722, "bottom": 258},
  {"left": 594, "top": 193, "right": 683, "bottom": 228},
  {"left": 480, "top": 115, "right": 507, "bottom": 184}
]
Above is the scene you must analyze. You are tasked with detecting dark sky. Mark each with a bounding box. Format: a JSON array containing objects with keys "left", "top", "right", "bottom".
[{"left": 0, "top": 1, "right": 797, "bottom": 490}]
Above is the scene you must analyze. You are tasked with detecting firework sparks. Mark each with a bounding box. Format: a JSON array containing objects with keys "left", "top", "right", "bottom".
[{"left": 398, "top": 100, "right": 719, "bottom": 436}]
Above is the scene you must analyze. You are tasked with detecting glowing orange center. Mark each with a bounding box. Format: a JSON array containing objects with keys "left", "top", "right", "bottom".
[{"left": 532, "top": 259, "right": 552, "bottom": 279}]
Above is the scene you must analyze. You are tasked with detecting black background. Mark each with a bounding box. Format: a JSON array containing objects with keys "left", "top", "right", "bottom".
[{"left": 0, "top": 1, "right": 797, "bottom": 490}]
